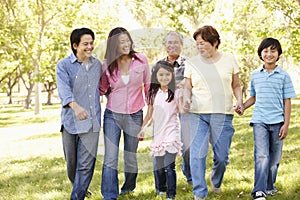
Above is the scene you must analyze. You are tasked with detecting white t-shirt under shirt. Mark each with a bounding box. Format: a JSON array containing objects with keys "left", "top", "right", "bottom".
[{"left": 184, "top": 53, "right": 239, "bottom": 114}]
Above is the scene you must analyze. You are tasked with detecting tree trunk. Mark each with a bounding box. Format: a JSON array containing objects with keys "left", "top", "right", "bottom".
[
  {"left": 7, "top": 78, "right": 13, "bottom": 104},
  {"left": 34, "top": 82, "right": 42, "bottom": 114},
  {"left": 24, "top": 88, "right": 33, "bottom": 109},
  {"left": 46, "top": 90, "right": 52, "bottom": 105},
  {"left": 8, "top": 90, "right": 12, "bottom": 104}
]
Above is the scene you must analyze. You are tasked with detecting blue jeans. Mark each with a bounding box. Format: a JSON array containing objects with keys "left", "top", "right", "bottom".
[
  {"left": 62, "top": 128, "right": 99, "bottom": 200},
  {"left": 179, "top": 113, "right": 192, "bottom": 182},
  {"left": 251, "top": 122, "right": 283, "bottom": 196},
  {"left": 189, "top": 113, "right": 234, "bottom": 198},
  {"left": 101, "top": 109, "right": 143, "bottom": 200},
  {"left": 155, "top": 153, "right": 177, "bottom": 198}
]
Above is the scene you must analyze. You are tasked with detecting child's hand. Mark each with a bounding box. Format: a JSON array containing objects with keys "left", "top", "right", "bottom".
[
  {"left": 234, "top": 102, "right": 244, "bottom": 116},
  {"left": 279, "top": 124, "right": 288, "bottom": 140},
  {"left": 138, "top": 131, "right": 144, "bottom": 141}
]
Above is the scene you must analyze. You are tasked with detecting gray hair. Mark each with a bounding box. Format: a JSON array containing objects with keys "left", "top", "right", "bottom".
[{"left": 164, "top": 31, "right": 184, "bottom": 45}]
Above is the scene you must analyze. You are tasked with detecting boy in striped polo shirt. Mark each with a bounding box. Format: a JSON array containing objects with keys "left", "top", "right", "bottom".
[{"left": 240, "top": 38, "right": 296, "bottom": 200}]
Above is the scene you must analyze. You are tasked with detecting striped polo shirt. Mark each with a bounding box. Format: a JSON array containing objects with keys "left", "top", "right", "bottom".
[{"left": 249, "top": 65, "right": 296, "bottom": 124}]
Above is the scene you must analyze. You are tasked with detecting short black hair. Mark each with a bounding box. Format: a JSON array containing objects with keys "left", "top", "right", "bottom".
[
  {"left": 257, "top": 37, "right": 282, "bottom": 61},
  {"left": 70, "top": 28, "right": 95, "bottom": 55}
]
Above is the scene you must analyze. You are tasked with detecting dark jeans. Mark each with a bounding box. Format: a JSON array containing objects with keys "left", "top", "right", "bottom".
[{"left": 154, "top": 153, "right": 177, "bottom": 198}]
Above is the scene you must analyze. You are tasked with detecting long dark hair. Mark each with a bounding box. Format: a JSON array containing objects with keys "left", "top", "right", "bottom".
[
  {"left": 148, "top": 60, "right": 175, "bottom": 105},
  {"left": 104, "top": 27, "right": 139, "bottom": 75}
]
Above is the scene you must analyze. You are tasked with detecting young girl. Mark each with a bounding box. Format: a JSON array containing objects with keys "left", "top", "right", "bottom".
[{"left": 138, "top": 60, "right": 183, "bottom": 200}]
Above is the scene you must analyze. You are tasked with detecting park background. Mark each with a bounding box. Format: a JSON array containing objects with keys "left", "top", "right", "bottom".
[{"left": 0, "top": 0, "right": 299, "bottom": 199}]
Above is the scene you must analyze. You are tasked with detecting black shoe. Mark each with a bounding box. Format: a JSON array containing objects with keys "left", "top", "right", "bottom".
[{"left": 253, "top": 191, "right": 266, "bottom": 200}]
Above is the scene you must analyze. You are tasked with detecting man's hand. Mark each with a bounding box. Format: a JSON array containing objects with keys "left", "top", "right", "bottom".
[{"left": 69, "top": 102, "right": 89, "bottom": 120}]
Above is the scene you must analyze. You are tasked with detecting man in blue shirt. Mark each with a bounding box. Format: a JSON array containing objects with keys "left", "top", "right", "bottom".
[
  {"left": 56, "top": 28, "right": 102, "bottom": 200},
  {"left": 240, "top": 38, "right": 296, "bottom": 200}
]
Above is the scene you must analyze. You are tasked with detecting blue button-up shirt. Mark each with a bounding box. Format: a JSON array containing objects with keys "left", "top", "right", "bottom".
[{"left": 56, "top": 53, "right": 102, "bottom": 134}]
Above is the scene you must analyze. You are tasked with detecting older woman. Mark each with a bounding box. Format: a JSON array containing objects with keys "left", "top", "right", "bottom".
[
  {"left": 100, "top": 27, "right": 150, "bottom": 200},
  {"left": 183, "top": 25, "right": 243, "bottom": 200}
]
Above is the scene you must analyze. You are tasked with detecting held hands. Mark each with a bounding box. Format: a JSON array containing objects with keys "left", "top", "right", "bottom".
[
  {"left": 234, "top": 101, "right": 244, "bottom": 116},
  {"left": 182, "top": 98, "right": 191, "bottom": 113}
]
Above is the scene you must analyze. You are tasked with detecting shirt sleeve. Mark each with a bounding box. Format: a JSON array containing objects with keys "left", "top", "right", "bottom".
[
  {"left": 56, "top": 61, "right": 74, "bottom": 107},
  {"left": 249, "top": 73, "right": 256, "bottom": 97},
  {"left": 283, "top": 73, "right": 296, "bottom": 99},
  {"left": 232, "top": 54, "right": 240, "bottom": 74},
  {"left": 184, "top": 60, "right": 193, "bottom": 79},
  {"left": 142, "top": 55, "right": 151, "bottom": 104},
  {"left": 99, "top": 61, "right": 110, "bottom": 96}
]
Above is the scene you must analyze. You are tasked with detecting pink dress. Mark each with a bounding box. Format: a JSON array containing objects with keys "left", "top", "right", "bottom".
[{"left": 150, "top": 89, "right": 183, "bottom": 157}]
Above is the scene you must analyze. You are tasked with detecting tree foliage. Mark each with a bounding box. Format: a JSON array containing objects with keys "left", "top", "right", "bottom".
[
  {"left": 0, "top": 0, "right": 118, "bottom": 108},
  {"left": 262, "top": 0, "right": 300, "bottom": 62},
  {"left": 0, "top": 0, "right": 299, "bottom": 108},
  {"left": 127, "top": 0, "right": 299, "bottom": 97}
]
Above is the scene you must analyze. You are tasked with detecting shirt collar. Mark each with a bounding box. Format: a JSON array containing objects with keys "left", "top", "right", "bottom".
[
  {"left": 158, "top": 88, "right": 168, "bottom": 94},
  {"left": 259, "top": 64, "right": 281, "bottom": 73},
  {"left": 70, "top": 52, "right": 96, "bottom": 64},
  {"left": 165, "top": 55, "right": 186, "bottom": 66}
]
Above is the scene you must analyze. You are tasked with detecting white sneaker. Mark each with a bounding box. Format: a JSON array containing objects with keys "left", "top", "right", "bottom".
[
  {"left": 266, "top": 189, "right": 277, "bottom": 196},
  {"left": 210, "top": 174, "right": 221, "bottom": 193},
  {"left": 158, "top": 191, "right": 165, "bottom": 197}
]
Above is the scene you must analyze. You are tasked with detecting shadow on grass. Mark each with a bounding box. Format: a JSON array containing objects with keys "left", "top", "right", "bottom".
[
  {"left": 0, "top": 116, "right": 22, "bottom": 127},
  {"left": 0, "top": 156, "right": 70, "bottom": 200},
  {"left": 0, "top": 103, "right": 60, "bottom": 128},
  {"left": 21, "top": 132, "right": 61, "bottom": 140}
]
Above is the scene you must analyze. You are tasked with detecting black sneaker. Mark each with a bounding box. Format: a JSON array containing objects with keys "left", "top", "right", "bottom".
[{"left": 253, "top": 191, "right": 267, "bottom": 200}]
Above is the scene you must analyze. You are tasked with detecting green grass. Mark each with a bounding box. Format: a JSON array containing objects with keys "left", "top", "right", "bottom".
[
  {"left": 0, "top": 103, "right": 61, "bottom": 127},
  {"left": 0, "top": 98, "right": 299, "bottom": 200}
]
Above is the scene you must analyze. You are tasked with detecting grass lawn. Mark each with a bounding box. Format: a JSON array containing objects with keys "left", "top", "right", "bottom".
[{"left": 0, "top": 97, "right": 299, "bottom": 200}]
